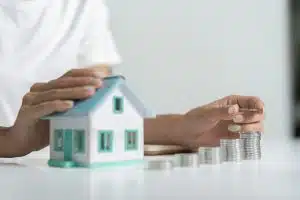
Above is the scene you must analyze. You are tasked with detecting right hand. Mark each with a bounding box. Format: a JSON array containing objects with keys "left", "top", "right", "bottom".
[
  {"left": 6, "top": 67, "right": 109, "bottom": 157},
  {"left": 182, "top": 95, "right": 264, "bottom": 149}
]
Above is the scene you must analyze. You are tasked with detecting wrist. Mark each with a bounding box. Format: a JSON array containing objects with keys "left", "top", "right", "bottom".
[
  {"left": 1, "top": 127, "right": 31, "bottom": 158},
  {"left": 144, "top": 114, "right": 190, "bottom": 146},
  {"left": 0, "top": 127, "right": 19, "bottom": 157}
]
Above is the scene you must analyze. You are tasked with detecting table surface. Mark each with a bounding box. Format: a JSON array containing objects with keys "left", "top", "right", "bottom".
[{"left": 0, "top": 139, "right": 299, "bottom": 200}]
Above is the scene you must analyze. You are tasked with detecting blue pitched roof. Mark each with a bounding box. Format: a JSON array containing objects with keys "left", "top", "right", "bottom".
[{"left": 41, "top": 75, "right": 154, "bottom": 119}]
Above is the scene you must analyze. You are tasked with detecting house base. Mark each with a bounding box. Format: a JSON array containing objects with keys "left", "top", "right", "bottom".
[{"left": 48, "top": 159, "right": 144, "bottom": 169}]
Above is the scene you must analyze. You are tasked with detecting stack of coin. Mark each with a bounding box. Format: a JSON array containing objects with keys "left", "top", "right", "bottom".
[
  {"left": 176, "top": 153, "right": 199, "bottom": 167},
  {"left": 220, "top": 139, "right": 244, "bottom": 162},
  {"left": 198, "top": 147, "right": 222, "bottom": 164},
  {"left": 145, "top": 160, "right": 174, "bottom": 170},
  {"left": 240, "top": 132, "right": 262, "bottom": 160}
]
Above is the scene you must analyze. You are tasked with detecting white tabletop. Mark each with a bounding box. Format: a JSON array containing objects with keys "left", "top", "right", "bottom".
[{"left": 0, "top": 138, "right": 299, "bottom": 200}]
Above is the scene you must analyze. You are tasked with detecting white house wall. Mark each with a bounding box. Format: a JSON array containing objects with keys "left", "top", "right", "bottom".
[
  {"left": 89, "top": 88, "right": 144, "bottom": 163},
  {"left": 50, "top": 117, "right": 90, "bottom": 163}
]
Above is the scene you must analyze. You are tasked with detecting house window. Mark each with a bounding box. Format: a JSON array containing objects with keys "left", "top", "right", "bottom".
[
  {"left": 54, "top": 129, "right": 63, "bottom": 151},
  {"left": 98, "top": 130, "right": 113, "bottom": 152},
  {"left": 74, "top": 129, "right": 85, "bottom": 153},
  {"left": 125, "top": 130, "right": 138, "bottom": 150},
  {"left": 113, "top": 96, "right": 124, "bottom": 113}
]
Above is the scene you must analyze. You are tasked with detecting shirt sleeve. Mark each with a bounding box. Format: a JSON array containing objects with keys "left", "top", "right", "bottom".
[{"left": 77, "top": 0, "right": 122, "bottom": 68}]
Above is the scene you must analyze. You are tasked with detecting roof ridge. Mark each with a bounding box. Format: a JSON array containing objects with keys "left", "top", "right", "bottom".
[
  {"left": 41, "top": 75, "right": 155, "bottom": 119},
  {"left": 104, "top": 75, "right": 125, "bottom": 80}
]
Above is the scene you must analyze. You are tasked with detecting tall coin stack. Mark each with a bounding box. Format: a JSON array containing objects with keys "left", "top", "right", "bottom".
[
  {"left": 220, "top": 139, "right": 244, "bottom": 162},
  {"left": 240, "top": 132, "right": 262, "bottom": 160},
  {"left": 198, "top": 147, "right": 222, "bottom": 164}
]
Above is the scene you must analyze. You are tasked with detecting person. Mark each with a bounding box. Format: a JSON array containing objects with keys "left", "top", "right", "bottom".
[{"left": 0, "top": 0, "right": 264, "bottom": 157}]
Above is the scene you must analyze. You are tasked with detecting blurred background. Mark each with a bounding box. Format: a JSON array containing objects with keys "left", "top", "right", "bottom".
[
  {"left": 108, "top": 0, "right": 291, "bottom": 148},
  {"left": 292, "top": 0, "right": 300, "bottom": 138}
]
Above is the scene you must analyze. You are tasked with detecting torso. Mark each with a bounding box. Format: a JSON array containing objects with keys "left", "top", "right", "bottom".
[
  {"left": 0, "top": 0, "right": 92, "bottom": 82},
  {"left": 0, "top": 0, "right": 99, "bottom": 126}
]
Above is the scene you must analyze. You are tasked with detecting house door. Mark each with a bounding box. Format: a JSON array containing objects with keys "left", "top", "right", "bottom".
[{"left": 63, "top": 129, "right": 73, "bottom": 161}]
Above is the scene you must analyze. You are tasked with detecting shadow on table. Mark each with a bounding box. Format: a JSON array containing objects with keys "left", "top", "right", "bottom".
[{"left": 0, "top": 161, "right": 26, "bottom": 167}]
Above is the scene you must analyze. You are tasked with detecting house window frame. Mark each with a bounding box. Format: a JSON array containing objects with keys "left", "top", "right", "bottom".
[
  {"left": 74, "top": 129, "right": 85, "bottom": 154},
  {"left": 125, "top": 129, "right": 138, "bottom": 151},
  {"left": 54, "top": 129, "right": 64, "bottom": 152},
  {"left": 113, "top": 96, "right": 124, "bottom": 114},
  {"left": 98, "top": 130, "right": 114, "bottom": 152}
]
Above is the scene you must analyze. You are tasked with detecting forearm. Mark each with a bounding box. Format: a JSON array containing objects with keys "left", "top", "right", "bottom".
[
  {"left": 0, "top": 126, "right": 37, "bottom": 158},
  {"left": 144, "top": 114, "right": 187, "bottom": 146},
  {"left": 0, "top": 127, "right": 16, "bottom": 158}
]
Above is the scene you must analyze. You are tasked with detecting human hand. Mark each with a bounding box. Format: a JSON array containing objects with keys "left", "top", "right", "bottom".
[
  {"left": 6, "top": 66, "right": 110, "bottom": 157},
  {"left": 182, "top": 95, "right": 264, "bottom": 149}
]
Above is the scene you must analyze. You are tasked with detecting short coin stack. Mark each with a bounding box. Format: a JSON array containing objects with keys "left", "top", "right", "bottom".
[
  {"left": 176, "top": 153, "right": 199, "bottom": 167},
  {"left": 144, "top": 132, "right": 263, "bottom": 171},
  {"left": 220, "top": 139, "right": 244, "bottom": 162},
  {"left": 145, "top": 160, "right": 174, "bottom": 170},
  {"left": 240, "top": 132, "right": 262, "bottom": 160},
  {"left": 198, "top": 147, "right": 222, "bottom": 164}
]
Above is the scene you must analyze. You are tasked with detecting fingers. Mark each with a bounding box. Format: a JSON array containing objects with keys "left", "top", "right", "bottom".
[
  {"left": 63, "top": 67, "right": 109, "bottom": 78},
  {"left": 26, "top": 67, "right": 109, "bottom": 105},
  {"left": 223, "top": 95, "right": 264, "bottom": 113},
  {"left": 198, "top": 103, "right": 264, "bottom": 122},
  {"left": 30, "top": 77, "right": 102, "bottom": 92},
  {"left": 228, "top": 122, "right": 264, "bottom": 133},
  {"left": 22, "top": 67, "right": 112, "bottom": 121},
  {"left": 232, "top": 110, "right": 265, "bottom": 124},
  {"left": 23, "top": 100, "right": 74, "bottom": 120},
  {"left": 198, "top": 104, "right": 240, "bottom": 121},
  {"left": 27, "top": 86, "right": 96, "bottom": 105}
]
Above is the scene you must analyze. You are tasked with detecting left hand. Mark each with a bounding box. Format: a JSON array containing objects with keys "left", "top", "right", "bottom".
[
  {"left": 7, "top": 65, "right": 111, "bottom": 156},
  {"left": 182, "top": 95, "right": 265, "bottom": 149}
]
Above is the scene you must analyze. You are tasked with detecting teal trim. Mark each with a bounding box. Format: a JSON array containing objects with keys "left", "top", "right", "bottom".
[
  {"left": 48, "top": 159, "right": 144, "bottom": 168},
  {"left": 48, "top": 159, "right": 76, "bottom": 168},
  {"left": 125, "top": 129, "right": 138, "bottom": 151},
  {"left": 98, "top": 130, "right": 113, "bottom": 152},
  {"left": 74, "top": 129, "right": 85, "bottom": 153},
  {"left": 113, "top": 96, "right": 124, "bottom": 114},
  {"left": 54, "top": 129, "right": 64, "bottom": 152},
  {"left": 63, "top": 129, "right": 73, "bottom": 161}
]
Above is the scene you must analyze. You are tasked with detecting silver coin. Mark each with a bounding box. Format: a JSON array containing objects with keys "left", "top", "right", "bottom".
[
  {"left": 176, "top": 153, "right": 199, "bottom": 167},
  {"left": 145, "top": 160, "right": 174, "bottom": 170},
  {"left": 220, "top": 138, "right": 244, "bottom": 162},
  {"left": 198, "top": 147, "right": 207, "bottom": 164},
  {"left": 240, "top": 132, "right": 262, "bottom": 160},
  {"left": 198, "top": 147, "right": 222, "bottom": 164}
]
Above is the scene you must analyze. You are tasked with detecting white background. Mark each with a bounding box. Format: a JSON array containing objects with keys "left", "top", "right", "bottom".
[{"left": 108, "top": 0, "right": 291, "bottom": 145}]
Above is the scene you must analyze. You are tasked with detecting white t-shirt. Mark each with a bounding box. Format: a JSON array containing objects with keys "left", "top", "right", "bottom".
[{"left": 0, "top": 0, "right": 121, "bottom": 127}]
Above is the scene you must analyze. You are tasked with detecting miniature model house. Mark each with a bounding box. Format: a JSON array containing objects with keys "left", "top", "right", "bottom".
[{"left": 42, "top": 75, "right": 155, "bottom": 168}]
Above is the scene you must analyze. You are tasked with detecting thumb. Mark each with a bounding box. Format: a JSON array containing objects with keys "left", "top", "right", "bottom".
[{"left": 204, "top": 104, "right": 239, "bottom": 121}]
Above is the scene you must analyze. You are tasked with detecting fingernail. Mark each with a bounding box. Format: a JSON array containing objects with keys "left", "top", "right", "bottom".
[
  {"left": 83, "top": 86, "right": 95, "bottom": 95},
  {"left": 94, "top": 79, "right": 103, "bottom": 87},
  {"left": 233, "top": 115, "right": 244, "bottom": 122},
  {"left": 84, "top": 86, "right": 95, "bottom": 91},
  {"left": 64, "top": 101, "right": 74, "bottom": 108},
  {"left": 228, "top": 124, "right": 241, "bottom": 132},
  {"left": 95, "top": 72, "right": 107, "bottom": 78}
]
